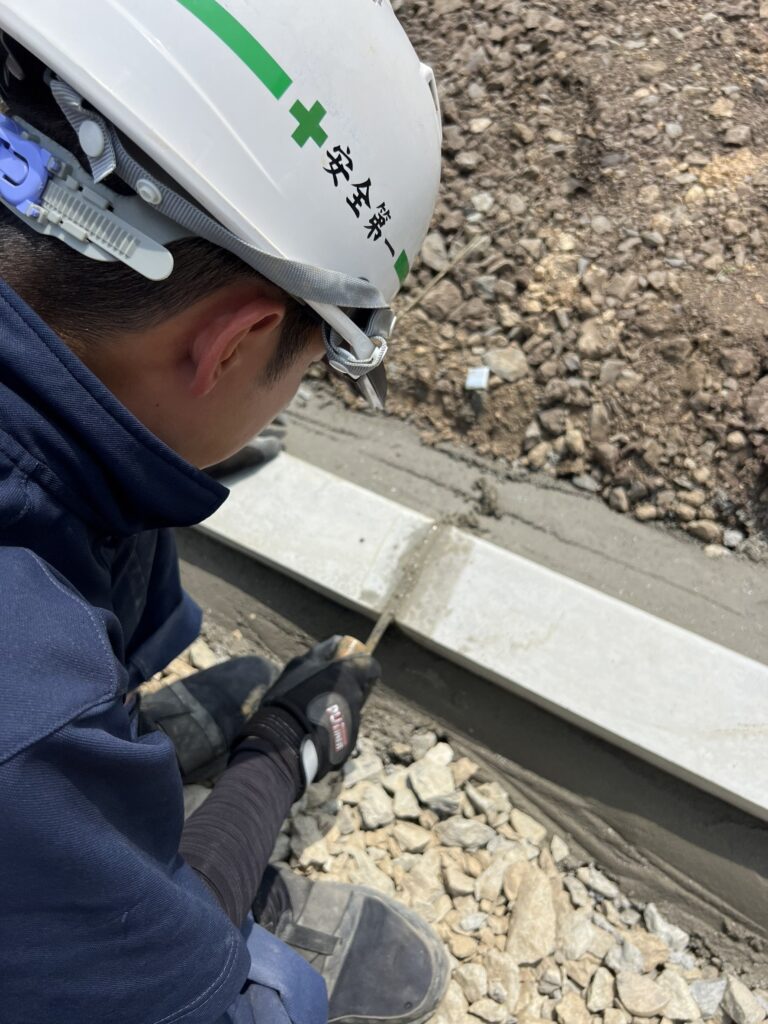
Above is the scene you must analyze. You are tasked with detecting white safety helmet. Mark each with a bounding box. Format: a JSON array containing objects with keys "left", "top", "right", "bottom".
[{"left": 0, "top": 0, "right": 443, "bottom": 407}]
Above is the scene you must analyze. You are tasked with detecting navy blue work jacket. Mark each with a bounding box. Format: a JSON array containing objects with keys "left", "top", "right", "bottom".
[{"left": 0, "top": 280, "right": 277, "bottom": 1022}]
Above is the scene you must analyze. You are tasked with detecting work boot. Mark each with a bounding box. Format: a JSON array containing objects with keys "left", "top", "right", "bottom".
[
  {"left": 253, "top": 866, "right": 450, "bottom": 1024},
  {"left": 138, "top": 656, "right": 278, "bottom": 783}
]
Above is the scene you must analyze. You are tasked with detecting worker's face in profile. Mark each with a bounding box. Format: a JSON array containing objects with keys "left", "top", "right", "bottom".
[
  {"left": 194, "top": 320, "right": 327, "bottom": 470},
  {"left": 82, "top": 287, "right": 327, "bottom": 470}
]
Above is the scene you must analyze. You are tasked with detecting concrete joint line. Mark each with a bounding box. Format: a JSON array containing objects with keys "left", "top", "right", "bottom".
[
  {"left": 364, "top": 521, "right": 446, "bottom": 650},
  {"left": 199, "top": 454, "right": 768, "bottom": 822}
]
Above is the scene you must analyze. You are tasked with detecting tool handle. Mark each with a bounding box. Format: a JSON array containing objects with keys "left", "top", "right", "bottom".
[{"left": 335, "top": 635, "right": 369, "bottom": 659}]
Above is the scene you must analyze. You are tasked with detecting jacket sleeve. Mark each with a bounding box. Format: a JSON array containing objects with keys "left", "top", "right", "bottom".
[{"left": 0, "top": 550, "right": 250, "bottom": 1024}]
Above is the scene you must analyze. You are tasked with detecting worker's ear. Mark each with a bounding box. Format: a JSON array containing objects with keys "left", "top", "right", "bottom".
[{"left": 189, "top": 297, "right": 286, "bottom": 398}]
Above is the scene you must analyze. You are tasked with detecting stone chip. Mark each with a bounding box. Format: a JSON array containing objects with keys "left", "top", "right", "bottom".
[
  {"left": 506, "top": 865, "right": 558, "bottom": 965},
  {"left": 436, "top": 816, "right": 495, "bottom": 850},
  {"left": 617, "top": 972, "right": 670, "bottom": 1018}
]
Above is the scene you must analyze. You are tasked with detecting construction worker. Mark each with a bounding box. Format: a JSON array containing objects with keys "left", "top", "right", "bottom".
[{"left": 0, "top": 3, "right": 446, "bottom": 1022}]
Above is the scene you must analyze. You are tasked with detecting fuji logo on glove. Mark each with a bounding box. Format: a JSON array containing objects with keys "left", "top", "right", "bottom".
[
  {"left": 326, "top": 703, "right": 348, "bottom": 755},
  {"left": 307, "top": 692, "right": 352, "bottom": 765}
]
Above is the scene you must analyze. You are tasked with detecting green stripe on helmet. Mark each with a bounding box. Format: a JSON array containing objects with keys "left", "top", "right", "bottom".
[
  {"left": 395, "top": 250, "right": 410, "bottom": 284},
  {"left": 176, "top": 0, "right": 292, "bottom": 100}
]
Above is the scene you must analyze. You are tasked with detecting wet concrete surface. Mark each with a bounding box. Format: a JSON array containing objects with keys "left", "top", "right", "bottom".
[
  {"left": 178, "top": 529, "right": 768, "bottom": 984},
  {"left": 284, "top": 387, "right": 768, "bottom": 667}
]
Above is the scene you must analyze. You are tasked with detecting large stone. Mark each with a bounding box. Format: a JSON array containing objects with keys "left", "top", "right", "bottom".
[
  {"left": 393, "top": 821, "right": 432, "bottom": 854},
  {"left": 565, "top": 958, "right": 599, "bottom": 989},
  {"left": 342, "top": 751, "right": 384, "bottom": 788},
  {"left": 606, "top": 938, "right": 645, "bottom": 975},
  {"left": 469, "top": 997, "right": 508, "bottom": 1023},
  {"left": 605, "top": 1011, "right": 630, "bottom": 1024},
  {"left": 475, "top": 845, "right": 528, "bottom": 901},
  {"left": 563, "top": 875, "right": 590, "bottom": 908},
  {"left": 459, "top": 910, "right": 488, "bottom": 932},
  {"left": 449, "top": 933, "right": 478, "bottom": 960},
  {"left": 587, "top": 967, "right": 616, "bottom": 1012},
  {"left": 657, "top": 969, "right": 702, "bottom": 1021},
  {"left": 298, "top": 838, "right": 331, "bottom": 870},
  {"left": 688, "top": 520, "right": 723, "bottom": 545},
  {"left": 576, "top": 864, "right": 619, "bottom": 898},
  {"left": 484, "top": 346, "right": 530, "bottom": 384},
  {"left": 411, "top": 731, "right": 438, "bottom": 759},
  {"left": 466, "top": 782, "right": 512, "bottom": 826},
  {"left": 511, "top": 809, "right": 548, "bottom": 846},
  {"left": 444, "top": 864, "right": 476, "bottom": 898},
  {"left": 358, "top": 783, "right": 395, "bottom": 830},
  {"left": 725, "top": 125, "right": 752, "bottom": 146},
  {"left": 484, "top": 949, "right": 521, "bottom": 1012},
  {"left": 577, "top": 318, "right": 620, "bottom": 359},
  {"left": 452, "top": 757, "right": 480, "bottom": 787},
  {"left": 408, "top": 761, "right": 457, "bottom": 813},
  {"left": 643, "top": 903, "right": 690, "bottom": 952},
  {"left": 550, "top": 835, "right": 569, "bottom": 863},
  {"left": 433, "top": 980, "right": 470, "bottom": 1024},
  {"left": 722, "top": 976, "right": 766, "bottom": 1024},
  {"left": 423, "top": 741, "right": 455, "bottom": 766},
  {"left": 393, "top": 787, "right": 421, "bottom": 821},
  {"left": 627, "top": 928, "right": 670, "bottom": 971},
  {"left": 188, "top": 637, "right": 220, "bottom": 670},
  {"left": 421, "top": 279, "right": 463, "bottom": 320},
  {"left": 506, "top": 865, "right": 558, "bottom": 965},
  {"left": 503, "top": 860, "right": 528, "bottom": 904},
  {"left": 606, "top": 271, "right": 639, "bottom": 302},
  {"left": 617, "top": 972, "right": 670, "bottom": 1018},
  {"left": 346, "top": 849, "right": 395, "bottom": 895},
  {"left": 455, "top": 963, "right": 489, "bottom": 1004},
  {"left": 690, "top": 979, "right": 727, "bottom": 1019},
  {"left": 422, "top": 231, "right": 449, "bottom": 272},
  {"left": 721, "top": 348, "right": 757, "bottom": 377},
  {"left": 539, "top": 406, "right": 568, "bottom": 436},
  {"left": 401, "top": 849, "right": 444, "bottom": 903},
  {"left": 380, "top": 767, "right": 409, "bottom": 795},
  {"left": 555, "top": 991, "right": 591, "bottom": 1024},
  {"left": 435, "top": 816, "right": 495, "bottom": 850},
  {"left": 560, "top": 907, "right": 596, "bottom": 960},
  {"left": 746, "top": 377, "right": 768, "bottom": 432}
]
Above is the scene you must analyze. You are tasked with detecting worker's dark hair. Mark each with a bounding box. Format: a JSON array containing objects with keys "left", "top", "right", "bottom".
[{"left": 0, "top": 34, "right": 320, "bottom": 379}]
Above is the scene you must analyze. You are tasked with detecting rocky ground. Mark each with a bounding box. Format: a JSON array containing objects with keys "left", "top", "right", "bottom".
[
  {"left": 325, "top": 0, "right": 768, "bottom": 557},
  {"left": 171, "top": 638, "right": 767, "bottom": 1024}
]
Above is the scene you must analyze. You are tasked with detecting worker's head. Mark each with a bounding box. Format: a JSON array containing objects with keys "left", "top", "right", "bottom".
[
  {"left": 0, "top": 109, "right": 327, "bottom": 468},
  {"left": 0, "top": 2, "right": 442, "bottom": 466}
]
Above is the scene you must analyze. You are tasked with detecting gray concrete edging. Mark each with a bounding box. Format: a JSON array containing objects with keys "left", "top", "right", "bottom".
[{"left": 199, "top": 453, "right": 768, "bottom": 823}]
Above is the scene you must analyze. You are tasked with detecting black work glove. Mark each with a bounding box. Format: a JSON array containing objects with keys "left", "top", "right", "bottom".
[{"left": 233, "top": 637, "right": 380, "bottom": 796}]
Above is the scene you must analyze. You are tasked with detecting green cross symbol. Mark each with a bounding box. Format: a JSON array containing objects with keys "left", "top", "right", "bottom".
[{"left": 290, "top": 99, "right": 328, "bottom": 148}]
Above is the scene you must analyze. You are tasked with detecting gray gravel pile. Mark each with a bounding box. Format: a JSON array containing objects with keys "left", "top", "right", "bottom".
[
  {"left": 341, "top": 0, "right": 768, "bottom": 556},
  {"left": 273, "top": 731, "right": 767, "bottom": 1024}
]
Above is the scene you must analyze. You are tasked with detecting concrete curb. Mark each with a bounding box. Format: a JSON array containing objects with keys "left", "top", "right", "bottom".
[{"left": 199, "top": 453, "right": 768, "bottom": 822}]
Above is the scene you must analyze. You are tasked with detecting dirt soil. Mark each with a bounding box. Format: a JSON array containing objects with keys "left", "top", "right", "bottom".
[{"left": 325, "top": 0, "right": 768, "bottom": 556}]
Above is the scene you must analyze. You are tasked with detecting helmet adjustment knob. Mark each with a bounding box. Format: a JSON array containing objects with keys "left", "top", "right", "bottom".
[{"left": 78, "top": 119, "right": 106, "bottom": 160}]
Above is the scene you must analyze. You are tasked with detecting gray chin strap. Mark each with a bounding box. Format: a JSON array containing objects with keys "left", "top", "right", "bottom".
[{"left": 48, "top": 77, "right": 393, "bottom": 405}]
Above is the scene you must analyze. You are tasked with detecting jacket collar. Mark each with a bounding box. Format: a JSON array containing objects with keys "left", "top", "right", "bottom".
[{"left": 0, "top": 279, "right": 228, "bottom": 534}]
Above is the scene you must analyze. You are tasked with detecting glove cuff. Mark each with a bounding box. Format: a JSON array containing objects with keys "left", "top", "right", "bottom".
[{"left": 230, "top": 706, "right": 307, "bottom": 800}]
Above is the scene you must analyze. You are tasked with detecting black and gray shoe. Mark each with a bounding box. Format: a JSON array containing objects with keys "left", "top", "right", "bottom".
[
  {"left": 253, "top": 866, "right": 450, "bottom": 1024},
  {"left": 138, "top": 656, "right": 278, "bottom": 783}
]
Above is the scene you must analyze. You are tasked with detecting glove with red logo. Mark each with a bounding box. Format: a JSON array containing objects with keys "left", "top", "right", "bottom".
[{"left": 234, "top": 637, "right": 380, "bottom": 795}]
